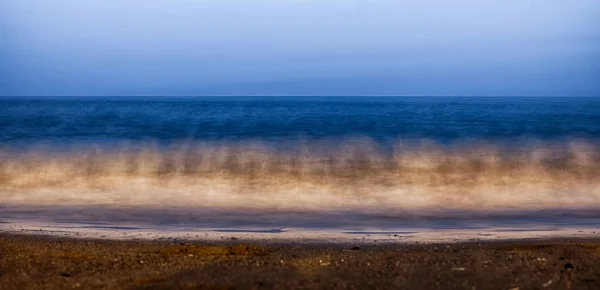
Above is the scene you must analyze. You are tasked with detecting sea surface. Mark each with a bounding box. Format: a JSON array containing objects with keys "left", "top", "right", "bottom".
[
  {"left": 2, "top": 96, "right": 600, "bottom": 146},
  {"left": 1, "top": 96, "right": 600, "bottom": 233}
]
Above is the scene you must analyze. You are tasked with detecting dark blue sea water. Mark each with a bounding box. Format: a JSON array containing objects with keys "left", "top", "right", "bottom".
[{"left": 2, "top": 97, "right": 599, "bottom": 147}]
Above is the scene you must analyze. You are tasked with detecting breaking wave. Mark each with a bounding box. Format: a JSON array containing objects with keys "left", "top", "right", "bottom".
[{"left": 1, "top": 139, "right": 600, "bottom": 215}]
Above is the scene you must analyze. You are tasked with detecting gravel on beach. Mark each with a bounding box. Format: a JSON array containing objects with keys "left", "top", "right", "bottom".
[{"left": 1, "top": 234, "right": 600, "bottom": 289}]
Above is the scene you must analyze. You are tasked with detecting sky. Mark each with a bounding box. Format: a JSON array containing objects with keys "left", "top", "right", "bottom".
[{"left": 1, "top": 0, "right": 599, "bottom": 97}]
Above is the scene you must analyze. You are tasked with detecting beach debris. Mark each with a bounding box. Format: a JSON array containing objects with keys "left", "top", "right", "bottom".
[
  {"left": 542, "top": 279, "right": 553, "bottom": 287},
  {"left": 451, "top": 267, "right": 466, "bottom": 271},
  {"left": 59, "top": 273, "right": 71, "bottom": 277},
  {"left": 349, "top": 246, "right": 361, "bottom": 251}
]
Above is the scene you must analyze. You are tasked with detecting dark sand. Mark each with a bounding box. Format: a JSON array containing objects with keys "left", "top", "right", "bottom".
[{"left": 1, "top": 234, "right": 600, "bottom": 290}]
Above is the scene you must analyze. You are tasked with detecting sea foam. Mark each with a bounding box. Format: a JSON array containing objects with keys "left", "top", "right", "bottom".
[{"left": 2, "top": 139, "right": 599, "bottom": 216}]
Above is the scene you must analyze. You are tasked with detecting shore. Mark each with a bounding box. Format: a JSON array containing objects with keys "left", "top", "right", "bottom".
[{"left": 1, "top": 234, "right": 600, "bottom": 289}]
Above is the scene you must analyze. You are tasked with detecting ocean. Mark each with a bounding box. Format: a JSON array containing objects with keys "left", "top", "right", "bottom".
[
  {"left": 2, "top": 97, "right": 600, "bottom": 145},
  {"left": 1, "top": 97, "right": 600, "bottom": 233}
]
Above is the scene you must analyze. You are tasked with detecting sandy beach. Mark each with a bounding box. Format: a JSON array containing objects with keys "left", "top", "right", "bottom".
[{"left": 1, "top": 231, "right": 600, "bottom": 290}]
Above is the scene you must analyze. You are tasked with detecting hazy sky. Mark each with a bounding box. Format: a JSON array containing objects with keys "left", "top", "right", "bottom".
[{"left": 1, "top": 0, "right": 599, "bottom": 96}]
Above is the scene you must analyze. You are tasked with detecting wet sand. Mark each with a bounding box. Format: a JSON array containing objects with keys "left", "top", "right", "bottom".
[{"left": 1, "top": 234, "right": 600, "bottom": 289}]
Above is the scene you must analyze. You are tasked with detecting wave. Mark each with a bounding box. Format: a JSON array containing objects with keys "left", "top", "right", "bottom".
[{"left": 1, "top": 139, "right": 599, "bottom": 214}]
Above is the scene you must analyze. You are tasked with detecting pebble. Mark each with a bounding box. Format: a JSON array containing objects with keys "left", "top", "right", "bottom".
[{"left": 564, "top": 263, "right": 574, "bottom": 270}]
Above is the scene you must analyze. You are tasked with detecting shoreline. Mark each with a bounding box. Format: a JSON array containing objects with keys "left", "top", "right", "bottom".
[
  {"left": 2, "top": 219, "right": 600, "bottom": 245},
  {"left": 0, "top": 219, "right": 600, "bottom": 244},
  {"left": 1, "top": 233, "right": 600, "bottom": 289}
]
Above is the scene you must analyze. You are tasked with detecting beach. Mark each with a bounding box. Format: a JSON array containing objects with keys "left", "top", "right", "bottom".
[
  {"left": 3, "top": 0, "right": 600, "bottom": 285},
  {"left": 1, "top": 233, "right": 600, "bottom": 289}
]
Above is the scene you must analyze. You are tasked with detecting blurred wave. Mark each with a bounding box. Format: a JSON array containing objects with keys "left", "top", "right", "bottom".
[{"left": 2, "top": 139, "right": 599, "bottom": 215}]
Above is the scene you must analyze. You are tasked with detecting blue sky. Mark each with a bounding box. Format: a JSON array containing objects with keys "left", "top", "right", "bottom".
[{"left": 1, "top": 0, "right": 599, "bottom": 96}]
